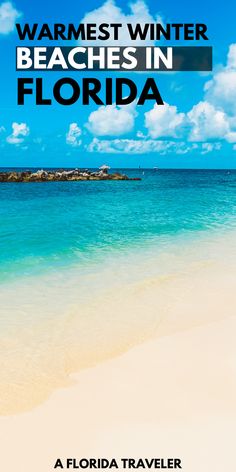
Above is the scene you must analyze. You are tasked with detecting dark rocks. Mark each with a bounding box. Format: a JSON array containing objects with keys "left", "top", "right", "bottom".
[{"left": 0, "top": 169, "right": 141, "bottom": 183}]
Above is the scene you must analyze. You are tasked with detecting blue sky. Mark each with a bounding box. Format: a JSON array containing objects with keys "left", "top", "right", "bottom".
[{"left": 0, "top": 0, "right": 236, "bottom": 168}]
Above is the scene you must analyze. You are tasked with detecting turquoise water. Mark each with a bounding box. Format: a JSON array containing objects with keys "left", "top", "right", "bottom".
[{"left": 0, "top": 169, "right": 236, "bottom": 282}]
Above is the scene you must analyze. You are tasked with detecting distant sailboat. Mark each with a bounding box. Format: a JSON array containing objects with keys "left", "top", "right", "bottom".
[{"left": 153, "top": 166, "right": 159, "bottom": 171}]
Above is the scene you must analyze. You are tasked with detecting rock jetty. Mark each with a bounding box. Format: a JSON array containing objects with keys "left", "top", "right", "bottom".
[{"left": 0, "top": 168, "right": 141, "bottom": 183}]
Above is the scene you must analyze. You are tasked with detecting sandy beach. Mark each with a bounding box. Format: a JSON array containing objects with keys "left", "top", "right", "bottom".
[
  {"left": 0, "top": 231, "right": 236, "bottom": 472},
  {"left": 0, "top": 317, "right": 235, "bottom": 472}
]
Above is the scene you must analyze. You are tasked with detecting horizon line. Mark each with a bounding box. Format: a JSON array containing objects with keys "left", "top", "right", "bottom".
[{"left": 0, "top": 166, "right": 236, "bottom": 171}]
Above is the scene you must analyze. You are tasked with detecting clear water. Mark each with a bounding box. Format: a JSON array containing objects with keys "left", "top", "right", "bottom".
[{"left": 0, "top": 168, "right": 236, "bottom": 283}]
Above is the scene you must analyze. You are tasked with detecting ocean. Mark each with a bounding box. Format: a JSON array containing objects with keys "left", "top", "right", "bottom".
[{"left": 0, "top": 168, "right": 235, "bottom": 283}]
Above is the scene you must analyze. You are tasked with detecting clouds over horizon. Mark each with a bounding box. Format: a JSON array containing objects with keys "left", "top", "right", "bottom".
[
  {"left": 0, "top": 1, "right": 21, "bottom": 35},
  {"left": 87, "top": 137, "right": 220, "bottom": 155}
]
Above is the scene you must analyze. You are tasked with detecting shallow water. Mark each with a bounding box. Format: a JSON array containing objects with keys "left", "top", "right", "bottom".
[{"left": 0, "top": 169, "right": 235, "bottom": 282}]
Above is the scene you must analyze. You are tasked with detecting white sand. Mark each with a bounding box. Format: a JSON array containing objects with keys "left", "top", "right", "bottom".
[
  {"left": 0, "top": 233, "right": 236, "bottom": 471},
  {"left": 0, "top": 315, "right": 236, "bottom": 472}
]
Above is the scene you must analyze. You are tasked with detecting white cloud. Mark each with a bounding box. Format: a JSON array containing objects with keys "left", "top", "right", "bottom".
[
  {"left": 185, "top": 45, "right": 236, "bottom": 144},
  {"left": 227, "top": 44, "right": 236, "bottom": 68},
  {"left": 200, "top": 142, "right": 222, "bottom": 155},
  {"left": 175, "top": 143, "right": 198, "bottom": 155},
  {"left": 0, "top": 2, "right": 21, "bottom": 34},
  {"left": 7, "top": 122, "right": 29, "bottom": 144},
  {"left": 204, "top": 70, "right": 236, "bottom": 115},
  {"left": 187, "top": 101, "right": 230, "bottom": 142},
  {"left": 86, "top": 103, "right": 137, "bottom": 136},
  {"left": 81, "top": 0, "right": 162, "bottom": 46},
  {"left": 87, "top": 137, "right": 166, "bottom": 153},
  {"left": 145, "top": 103, "right": 185, "bottom": 139},
  {"left": 88, "top": 138, "right": 223, "bottom": 155},
  {"left": 225, "top": 131, "right": 236, "bottom": 143},
  {"left": 87, "top": 137, "right": 199, "bottom": 155},
  {"left": 204, "top": 43, "right": 236, "bottom": 115},
  {"left": 66, "top": 123, "right": 82, "bottom": 147}
]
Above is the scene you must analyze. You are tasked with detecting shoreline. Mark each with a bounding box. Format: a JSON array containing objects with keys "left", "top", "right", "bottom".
[{"left": 0, "top": 229, "right": 235, "bottom": 415}]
